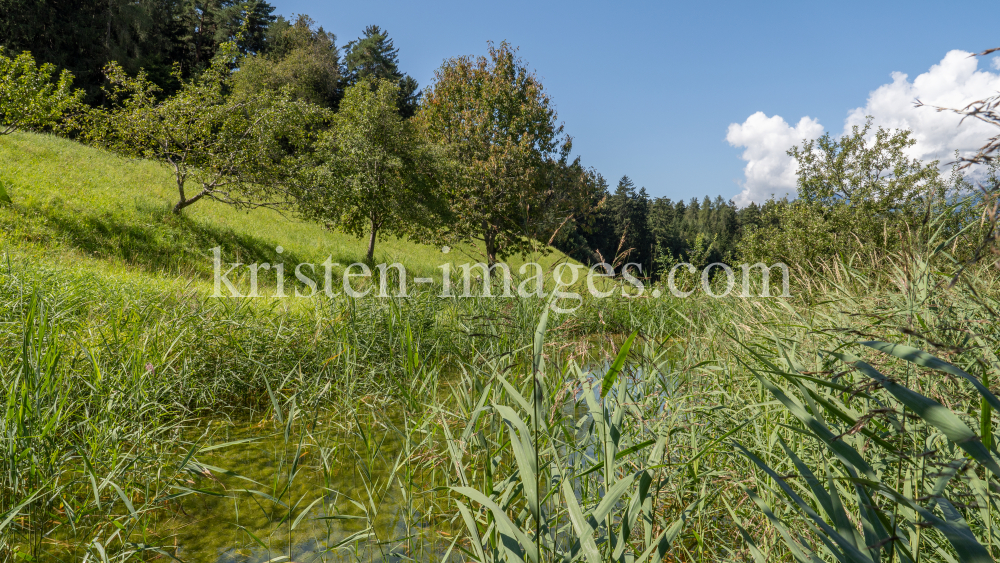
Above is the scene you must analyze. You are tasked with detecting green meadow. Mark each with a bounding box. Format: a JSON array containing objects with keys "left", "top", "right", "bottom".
[{"left": 0, "top": 132, "right": 573, "bottom": 284}]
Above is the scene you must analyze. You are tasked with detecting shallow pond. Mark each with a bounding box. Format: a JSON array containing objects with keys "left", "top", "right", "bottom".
[
  {"left": 158, "top": 406, "right": 458, "bottom": 563},
  {"left": 154, "top": 358, "right": 673, "bottom": 562}
]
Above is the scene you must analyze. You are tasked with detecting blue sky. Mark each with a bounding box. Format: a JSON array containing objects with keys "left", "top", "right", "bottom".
[{"left": 271, "top": 0, "right": 999, "bottom": 203}]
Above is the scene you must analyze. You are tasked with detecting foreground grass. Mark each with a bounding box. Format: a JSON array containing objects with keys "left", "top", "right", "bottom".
[{"left": 9, "top": 242, "right": 1000, "bottom": 562}]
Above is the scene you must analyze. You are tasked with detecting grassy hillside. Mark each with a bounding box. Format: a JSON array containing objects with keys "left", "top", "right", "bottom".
[
  {"left": 0, "top": 131, "right": 618, "bottom": 410},
  {"left": 0, "top": 131, "right": 572, "bottom": 291},
  {"left": 0, "top": 131, "right": 612, "bottom": 415}
]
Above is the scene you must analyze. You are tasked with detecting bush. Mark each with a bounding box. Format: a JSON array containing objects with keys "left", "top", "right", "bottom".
[{"left": 0, "top": 49, "right": 81, "bottom": 135}]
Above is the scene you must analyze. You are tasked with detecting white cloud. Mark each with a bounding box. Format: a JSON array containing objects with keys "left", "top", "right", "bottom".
[
  {"left": 726, "top": 112, "right": 823, "bottom": 207},
  {"left": 844, "top": 50, "right": 1000, "bottom": 163},
  {"left": 728, "top": 50, "right": 1000, "bottom": 206}
]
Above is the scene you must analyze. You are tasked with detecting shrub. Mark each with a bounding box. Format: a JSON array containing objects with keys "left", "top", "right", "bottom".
[{"left": 0, "top": 49, "right": 81, "bottom": 135}]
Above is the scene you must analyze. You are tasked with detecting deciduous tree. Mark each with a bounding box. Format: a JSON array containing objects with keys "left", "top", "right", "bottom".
[
  {"left": 81, "top": 42, "right": 323, "bottom": 214},
  {"left": 417, "top": 42, "right": 577, "bottom": 264},
  {"left": 790, "top": 118, "right": 939, "bottom": 207},
  {"left": 300, "top": 77, "right": 442, "bottom": 262},
  {"left": 740, "top": 120, "right": 947, "bottom": 264},
  {"left": 231, "top": 15, "right": 340, "bottom": 108}
]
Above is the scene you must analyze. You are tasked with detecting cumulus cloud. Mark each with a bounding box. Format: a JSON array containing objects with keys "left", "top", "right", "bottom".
[
  {"left": 844, "top": 50, "right": 1000, "bottom": 163},
  {"left": 728, "top": 50, "right": 1000, "bottom": 206},
  {"left": 726, "top": 113, "right": 823, "bottom": 207}
]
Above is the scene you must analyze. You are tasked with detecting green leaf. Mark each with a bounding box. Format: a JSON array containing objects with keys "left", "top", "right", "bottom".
[
  {"left": 634, "top": 498, "right": 697, "bottom": 563},
  {"left": 233, "top": 488, "right": 289, "bottom": 509},
  {"left": 330, "top": 528, "right": 374, "bottom": 550},
  {"left": 601, "top": 330, "right": 638, "bottom": 398},
  {"left": 561, "top": 478, "right": 602, "bottom": 563},
  {"left": 291, "top": 495, "right": 325, "bottom": 530},
  {"left": 238, "top": 525, "right": 268, "bottom": 550},
  {"left": 494, "top": 403, "right": 540, "bottom": 523},
  {"left": 861, "top": 341, "right": 1000, "bottom": 413},
  {"left": 869, "top": 482, "right": 992, "bottom": 563},
  {"left": 461, "top": 382, "right": 493, "bottom": 442},
  {"left": 832, "top": 351, "right": 1000, "bottom": 479},
  {"left": 776, "top": 436, "right": 835, "bottom": 522},
  {"left": 722, "top": 498, "right": 769, "bottom": 563},
  {"left": 109, "top": 482, "right": 137, "bottom": 520},
  {"left": 264, "top": 375, "right": 282, "bottom": 425},
  {"left": 736, "top": 443, "right": 875, "bottom": 563},
  {"left": 591, "top": 471, "right": 638, "bottom": 524},
  {"left": 454, "top": 499, "right": 487, "bottom": 563},
  {"left": 533, "top": 295, "right": 553, "bottom": 374},
  {"left": 0, "top": 488, "right": 41, "bottom": 532},
  {"left": 749, "top": 367, "right": 877, "bottom": 479},
  {"left": 452, "top": 486, "right": 538, "bottom": 563},
  {"left": 312, "top": 514, "right": 366, "bottom": 520},
  {"left": 742, "top": 486, "right": 814, "bottom": 563}
]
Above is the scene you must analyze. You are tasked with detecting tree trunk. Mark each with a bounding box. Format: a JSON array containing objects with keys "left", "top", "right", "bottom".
[
  {"left": 483, "top": 221, "right": 497, "bottom": 266},
  {"left": 174, "top": 185, "right": 207, "bottom": 214},
  {"left": 366, "top": 219, "right": 378, "bottom": 264},
  {"left": 173, "top": 198, "right": 193, "bottom": 214}
]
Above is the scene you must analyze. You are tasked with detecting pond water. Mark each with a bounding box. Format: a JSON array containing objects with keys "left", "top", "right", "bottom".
[
  {"left": 158, "top": 408, "right": 458, "bottom": 563},
  {"left": 157, "top": 359, "right": 675, "bottom": 562}
]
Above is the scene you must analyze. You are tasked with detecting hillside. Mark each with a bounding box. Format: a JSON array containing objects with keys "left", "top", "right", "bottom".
[
  {"left": 0, "top": 131, "right": 573, "bottom": 293},
  {"left": 0, "top": 131, "right": 599, "bottom": 417}
]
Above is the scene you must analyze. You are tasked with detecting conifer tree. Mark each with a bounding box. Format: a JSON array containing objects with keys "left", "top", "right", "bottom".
[{"left": 342, "top": 25, "right": 419, "bottom": 117}]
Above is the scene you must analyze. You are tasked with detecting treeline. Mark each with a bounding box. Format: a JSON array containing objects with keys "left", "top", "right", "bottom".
[
  {"left": 1, "top": 0, "right": 279, "bottom": 101},
  {"left": 555, "top": 175, "right": 769, "bottom": 276},
  {"left": 3, "top": 1, "right": 986, "bottom": 274},
  {"left": 3, "top": 1, "right": 753, "bottom": 270},
  {"left": 0, "top": 1, "right": 420, "bottom": 112},
  {"left": 558, "top": 125, "right": 990, "bottom": 274}
]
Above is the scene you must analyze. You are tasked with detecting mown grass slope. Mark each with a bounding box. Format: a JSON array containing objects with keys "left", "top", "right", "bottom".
[{"left": 0, "top": 131, "right": 572, "bottom": 291}]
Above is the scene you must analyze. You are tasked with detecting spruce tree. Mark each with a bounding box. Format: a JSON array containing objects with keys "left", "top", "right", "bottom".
[{"left": 342, "top": 25, "right": 419, "bottom": 117}]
